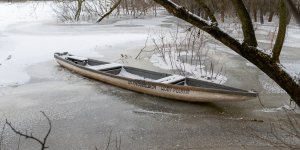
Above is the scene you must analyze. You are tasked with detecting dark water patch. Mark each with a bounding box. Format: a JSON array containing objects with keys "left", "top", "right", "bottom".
[
  {"left": 158, "top": 24, "right": 173, "bottom": 28},
  {"left": 54, "top": 23, "right": 98, "bottom": 27},
  {"left": 114, "top": 24, "right": 144, "bottom": 27}
]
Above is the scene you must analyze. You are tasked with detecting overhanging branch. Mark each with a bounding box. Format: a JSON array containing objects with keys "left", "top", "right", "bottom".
[
  {"left": 153, "top": 0, "right": 300, "bottom": 106},
  {"left": 153, "top": 0, "right": 245, "bottom": 55}
]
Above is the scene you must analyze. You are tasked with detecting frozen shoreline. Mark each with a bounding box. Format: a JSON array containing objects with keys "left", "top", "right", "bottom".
[{"left": 0, "top": 2, "right": 174, "bottom": 87}]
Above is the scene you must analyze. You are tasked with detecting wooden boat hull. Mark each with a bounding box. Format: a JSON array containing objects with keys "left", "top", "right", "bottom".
[{"left": 54, "top": 54, "right": 257, "bottom": 102}]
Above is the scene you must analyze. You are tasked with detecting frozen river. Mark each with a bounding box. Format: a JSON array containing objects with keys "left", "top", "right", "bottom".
[{"left": 0, "top": 1, "right": 299, "bottom": 150}]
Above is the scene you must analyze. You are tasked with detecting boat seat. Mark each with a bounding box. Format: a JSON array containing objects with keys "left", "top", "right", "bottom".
[
  {"left": 155, "top": 75, "right": 185, "bottom": 84},
  {"left": 87, "top": 63, "right": 122, "bottom": 71},
  {"left": 66, "top": 55, "right": 88, "bottom": 61}
]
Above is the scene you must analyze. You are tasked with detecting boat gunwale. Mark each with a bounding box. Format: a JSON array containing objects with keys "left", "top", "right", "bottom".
[{"left": 54, "top": 54, "right": 257, "bottom": 98}]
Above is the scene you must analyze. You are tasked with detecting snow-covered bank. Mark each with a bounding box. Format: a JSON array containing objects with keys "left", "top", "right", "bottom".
[
  {"left": 0, "top": 2, "right": 170, "bottom": 87},
  {"left": 0, "top": 33, "right": 147, "bottom": 87},
  {"left": 0, "top": 2, "right": 53, "bottom": 31}
]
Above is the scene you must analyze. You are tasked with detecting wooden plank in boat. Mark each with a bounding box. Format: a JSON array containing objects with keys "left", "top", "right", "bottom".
[
  {"left": 155, "top": 75, "right": 185, "bottom": 84},
  {"left": 87, "top": 63, "right": 122, "bottom": 70},
  {"left": 66, "top": 56, "right": 88, "bottom": 61}
]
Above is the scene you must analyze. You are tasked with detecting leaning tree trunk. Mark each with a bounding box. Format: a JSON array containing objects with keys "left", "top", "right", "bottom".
[{"left": 153, "top": 0, "right": 300, "bottom": 106}]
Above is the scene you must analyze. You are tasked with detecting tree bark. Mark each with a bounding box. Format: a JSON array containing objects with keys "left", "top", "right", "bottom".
[
  {"left": 268, "top": 0, "right": 276, "bottom": 22},
  {"left": 252, "top": 1, "right": 258, "bottom": 22},
  {"left": 259, "top": 0, "right": 266, "bottom": 24},
  {"left": 268, "top": 11, "right": 274, "bottom": 22},
  {"left": 75, "top": 0, "right": 85, "bottom": 21},
  {"left": 153, "top": 0, "right": 300, "bottom": 106},
  {"left": 231, "top": 0, "right": 258, "bottom": 47},
  {"left": 221, "top": 0, "right": 225, "bottom": 22},
  {"left": 194, "top": 0, "right": 218, "bottom": 25},
  {"left": 284, "top": 0, "right": 300, "bottom": 24},
  {"left": 272, "top": 0, "right": 289, "bottom": 63},
  {"left": 260, "top": 8, "right": 264, "bottom": 24}
]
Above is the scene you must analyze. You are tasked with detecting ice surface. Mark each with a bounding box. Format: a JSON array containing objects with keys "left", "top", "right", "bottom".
[
  {"left": 0, "top": 2, "right": 156, "bottom": 87},
  {"left": 257, "top": 24, "right": 300, "bottom": 48}
]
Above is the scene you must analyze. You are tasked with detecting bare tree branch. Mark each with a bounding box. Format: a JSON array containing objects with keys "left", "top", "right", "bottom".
[
  {"left": 105, "top": 130, "right": 112, "bottom": 150},
  {"left": 74, "top": 0, "right": 85, "bottom": 21},
  {"left": 16, "top": 135, "right": 21, "bottom": 150},
  {"left": 5, "top": 111, "right": 52, "bottom": 150},
  {"left": 135, "top": 35, "right": 150, "bottom": 59},
  {"left": 41, "top": 111, "right": 52, "bottom": 147},
  {"left": 95, "top": 129, "right": 122, "bottom": 150},
  {"left": 284, "top": 0, "right": 300, "bottom": 24},
  {"left": 153, "top": 0, "right": 244, "bottom": 55},
  {"left": 96, "top": 0, "right": 122, "bottom": 23},
  {"left": 231, "top": 0, "right": 257, "bottom": 47},
  {"left": 0, "top": 123, "right": 6, "bottom": 150},
  {"left": 272, "top": 0, "right": 289, "bottom": 62},
  {"left": 153, "top": 0, "right": 300, "bottom": 106}
]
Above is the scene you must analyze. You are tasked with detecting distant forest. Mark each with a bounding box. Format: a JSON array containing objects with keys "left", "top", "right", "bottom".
[{"left": 2, "top": 0, "right": 299, "bottom": 25}]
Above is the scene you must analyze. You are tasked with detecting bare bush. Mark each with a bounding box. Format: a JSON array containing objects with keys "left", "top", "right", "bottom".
[
  {"left": 96, "top": 0, "right": 122, "bottom": 23},
  {"left": 95, "top": 130, "right": 121, "bottom": 150},
  {"left": 137, "top": 26, "right": 226, "bottom": 83},
  {"left": 0, "top": 123, "right": 6, "bottom": 150},
  {"left": 249, "top": 110, "right": 300, "bottom": 149},
  {"left": 5, "top": 111, "right": 52, "bottom": 150},
  {"left": 53, "top": 0, "right": 158, "bottom": 22},
  {"left": 53, "top": 0, "right": 110, "bottom": 22}
]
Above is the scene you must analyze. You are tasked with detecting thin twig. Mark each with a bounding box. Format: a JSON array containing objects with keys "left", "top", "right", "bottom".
[
  {"left": 0, "top": 123, "right": 6, "bottom": 150},
  {"left": 105, "top": 130, "right": 113, "bottom": 150},
  {"left": 5, "top": 111, "right": 52, "bottom": 150},
  {"left": 16, "top": 135, "right": 21, "bottom": 150},
  {"left": 135, "top": 35, "right": 150, "bottom": 59}
]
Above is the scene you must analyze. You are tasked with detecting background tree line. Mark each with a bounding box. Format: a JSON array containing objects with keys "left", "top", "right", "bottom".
[
  {"left": 3, "top": 0, "right": 300, "bottom": 24},
  {"left": 173, "top": 0, "right": 300, "bottom": 24}
]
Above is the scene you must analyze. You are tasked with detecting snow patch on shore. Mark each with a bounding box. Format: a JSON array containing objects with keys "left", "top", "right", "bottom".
[{"left": 0, "top": 2, "right": 152, "bottom": 87}]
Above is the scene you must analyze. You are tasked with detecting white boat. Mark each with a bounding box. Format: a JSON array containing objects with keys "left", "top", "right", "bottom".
[{"left": 54, "top": 52, "right": 257, "bottom": 102}]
